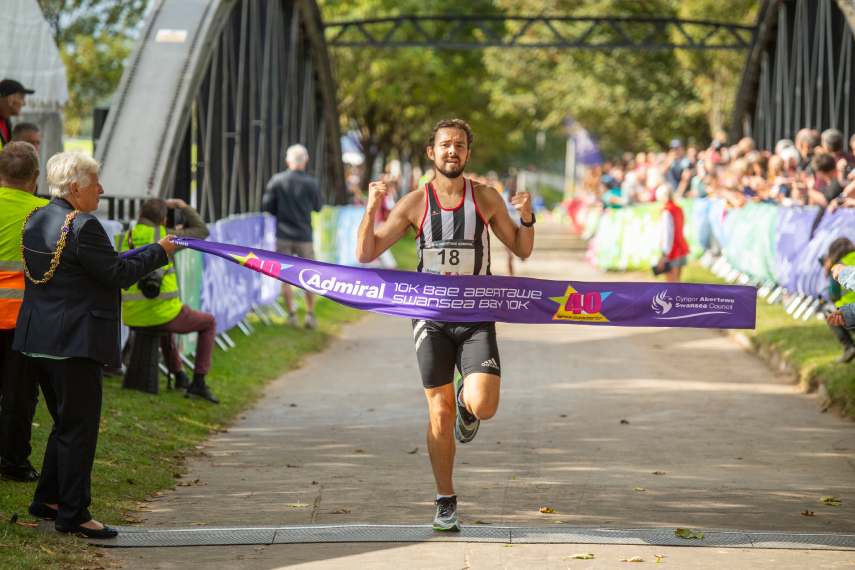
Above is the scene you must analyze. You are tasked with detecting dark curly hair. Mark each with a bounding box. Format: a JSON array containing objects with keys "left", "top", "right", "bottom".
[{"left": 427, "top": 118, "right": 473, "bottom": 149}]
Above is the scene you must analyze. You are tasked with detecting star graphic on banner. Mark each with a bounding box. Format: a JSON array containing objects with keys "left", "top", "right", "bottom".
[
  {"left": 229, "top": 251, "right": 290, "bottom": 277},
  {"left": 549, "top": 285, "right": 612, "bottom": 322}
]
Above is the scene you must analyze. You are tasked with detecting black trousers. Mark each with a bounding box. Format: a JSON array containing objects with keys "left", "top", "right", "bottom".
[
  {"left": 28, "top": 356, "right": 102, "bottom": 527},
  {"left": 0, "top": 329, "right": 39, "bottom": 466}
]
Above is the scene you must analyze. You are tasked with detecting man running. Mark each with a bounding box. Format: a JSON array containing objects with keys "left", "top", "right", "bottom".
[{"left": 356, "top": 118, "right": 535, "bottom": 531}]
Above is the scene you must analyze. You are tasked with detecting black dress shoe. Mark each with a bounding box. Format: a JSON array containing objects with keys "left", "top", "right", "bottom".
[
  {"left": 56, "top": 522, "right": 118, "bottom": 539},
  {"left": 0, "top": 461, "right": 39, "bottom": 482},
  {"left": 28, "top": 503, "right": 58, "bottom": 520}
]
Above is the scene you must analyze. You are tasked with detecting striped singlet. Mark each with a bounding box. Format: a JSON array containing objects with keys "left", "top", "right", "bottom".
[{"left": 416, "top": 178, "right": 490, "bottom": 275}]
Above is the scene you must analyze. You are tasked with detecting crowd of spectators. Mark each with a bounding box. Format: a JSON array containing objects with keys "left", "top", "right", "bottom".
[{"left": 586, "top": 128, "right": 855, "bottom": 212}]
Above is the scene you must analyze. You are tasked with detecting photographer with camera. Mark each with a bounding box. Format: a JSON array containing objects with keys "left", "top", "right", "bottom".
[
  {"left": 117, "top": 198, "right": 219, "bottom": 403},
  {"left": 822, "top": 237, "right": 855, "bottom": 364}
]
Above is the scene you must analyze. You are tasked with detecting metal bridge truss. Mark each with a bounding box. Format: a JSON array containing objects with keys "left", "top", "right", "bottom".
[
  {"left": 97, "top": 0, "right": 344, "bottom": 222},
  {"left": 732, "top": 0, "right": 855, "bottom": 148},
  {"left": 324, "top": 15, "right": 755, "bottom": 51}
]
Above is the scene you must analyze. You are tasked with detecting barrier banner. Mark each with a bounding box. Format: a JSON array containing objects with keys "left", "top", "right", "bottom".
[
  {"left": 721, "top": 203, "right": 779, "bottom": 284},
  {"left": 775, "top": 206, "right": 820, "bottom": 293},
  {"left": 795, "top": 208, "right": 855, "bottom": 297},
  {"left": 175, "top": 237, "right": 757, "bottom": 329}
]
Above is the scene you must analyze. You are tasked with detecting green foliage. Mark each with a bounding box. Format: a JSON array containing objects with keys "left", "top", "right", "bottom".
[
  {"left": 60, "top": 33, "right": 131, "bottom": 136},
  {"left": 323, "top": 0, "right": 757, "bottom": 169},
  {"left": 37, "top": 0, "right": 148, "bottom": 136}
]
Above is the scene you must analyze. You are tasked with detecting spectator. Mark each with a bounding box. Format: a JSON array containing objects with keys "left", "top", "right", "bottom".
[
  {"left": 827, "top": 264, "right": 855, "bottom": 330},
  {"left": 823, "top": 238, "right": 855, "bottom": 363},
  {"left": 262, "top": 143, "right": 323, "bottom": 329},
  {"left": 16, "top": 151, "right": 174, "bottom": 538},
  {"left": 795, "top": 128, "right": 821, "bottom": 171},
  {"left": 0, "top": 142, "right": 47, "bottom": 482},
  {"left": 655, "top": 184, "right": 689, "bottom": 282},
  {"left": 117, "top": 198, "right": 219, "bottom": 403},
  {"left": 666, "top": 139, "right": 689, "bottom": 188},
  {"left": 809, "top": 152, "right": 854, "bottom": 208},
  {"left": 0, "top": 79, "right": 34, "bottom": 149},
  {"left": 11, "top": 122, "right": 40, "bottom": 152}
]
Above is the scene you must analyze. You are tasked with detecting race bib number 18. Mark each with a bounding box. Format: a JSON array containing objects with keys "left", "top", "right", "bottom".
[{"left": 422, "top": 247, "right": 475, "bottom": 275}]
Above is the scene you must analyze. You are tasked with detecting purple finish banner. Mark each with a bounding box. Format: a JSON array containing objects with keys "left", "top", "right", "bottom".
[{"left": 175, "top": 237, "right": 757, "bottom": 329}]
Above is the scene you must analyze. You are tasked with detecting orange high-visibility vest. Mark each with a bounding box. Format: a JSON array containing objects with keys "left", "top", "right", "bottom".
[{"left": 0, "top": 186, "right": 48, "bottom": 329}]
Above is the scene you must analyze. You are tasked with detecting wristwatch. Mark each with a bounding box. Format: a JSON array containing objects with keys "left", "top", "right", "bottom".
[{"left": 520, "top": 212, "right": 536, "bottom": 227}]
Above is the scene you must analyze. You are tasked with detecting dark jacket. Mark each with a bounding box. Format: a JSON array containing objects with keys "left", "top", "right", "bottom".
[
  {"left": 13, "top": 199, "right": 168, "bottom": 366},
  {"left": 262, "top": 169, "right": 323, "bottom": 242}
]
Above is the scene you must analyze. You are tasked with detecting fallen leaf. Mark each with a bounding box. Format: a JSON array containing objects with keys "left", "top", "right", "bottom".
[
  {"left": 354, "top": 449, "right": 365, "bottom": 454},
  {"left": 286, "top": 464, "right": 301, "bottom": 468},
  {"left": 331, "top": 508, "right": 351, "bottom": 514},
  {"left": 674, "top": 528, "right": 704, "bottom": 540},
  {"left": 311, "top": 480, "right": 319, "bottom": 485},
  {"left": 289, "top": 403, "right": 298, "bottom": 407},
  {"left": 539, "top": 506, "right": 556, "bottom": 514},
  {"left": 559, "top": 414, "right": 567, "bottom": 418},
  {"left": 40, "top": 546, "right": 56, "bottom": 555},
  {"left": 287, "top": 503, "right": 310, "bottom": 508},
  {"left": 620, "top": 419, "right": 630, "bottom": 425},
  {"left": 634, "top": 487, "right": 646, "bottom": 492},
  {"left": 15, "top": 520, "right": 38, "bottom": 529},
  {"left": 801, "top": 510, "right": 815, "bottom": 517},
  {"left": 622, "top": 556, "right": 644, "bottom": 562},
  {"left": 655, "top": 554, "right": 666, "bottom": 563},
  {"left": 473, "top": 520, "right": 492, "bottom": 525},
  {"left": 407, "top": 448, "right": 418, "bottom": 454},
  {"left": 570, "top": 553, "right": 595, "bottom": 559},
  {"left": 652, "top": 471, "right": 666, "bottom": 475},
  {"left": 821, "top": 496, "right": 842, "bottom": 507}
]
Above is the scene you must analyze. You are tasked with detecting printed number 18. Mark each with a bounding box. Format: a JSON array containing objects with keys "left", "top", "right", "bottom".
[
  {"left": 564, "top": 292, "right": 602, "bottom": 314},
  {"left": 438, "top": 250, "right": 460, "bottom": 265}
]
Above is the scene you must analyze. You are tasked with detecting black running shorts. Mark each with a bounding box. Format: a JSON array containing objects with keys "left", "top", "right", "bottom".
[{"left": 411, "top": 320, "right": 501, "bottom": 389}]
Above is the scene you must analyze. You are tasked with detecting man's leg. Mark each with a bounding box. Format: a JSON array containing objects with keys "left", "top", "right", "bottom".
[
  {"left": 0, "top": 329, "right": 40, "bottom": 480},
  {"left": 459, "top": 373, "right": 500, "bottom": 421},
  {"left": 157, "top": 307, "right": 218, "bottom": 402},
  {"left": 158, "top": 333, "right": 189, "bottom": 389},
  {"left": 424, "top": 384, "right": 456, "bottom": 496}
]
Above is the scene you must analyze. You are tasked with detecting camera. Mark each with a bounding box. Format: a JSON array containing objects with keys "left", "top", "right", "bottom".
[
  {"left": 652, "top": 261, "right": 673, "bottom": 276},
  {"left": 166, "top": 207, "right": 184, "bottom": 228}
]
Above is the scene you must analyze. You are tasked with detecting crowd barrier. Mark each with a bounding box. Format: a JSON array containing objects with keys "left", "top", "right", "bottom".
[
  {"left": 109, "top": 207, "right": 393, "bottom": 360},
  {"left": 566, "top": 198, "right": 855, "bottom": 311}
]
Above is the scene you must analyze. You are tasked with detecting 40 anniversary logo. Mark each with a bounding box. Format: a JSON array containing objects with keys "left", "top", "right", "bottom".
[{"left": 550, "top": 285, "right": 612, "bottom": 322}]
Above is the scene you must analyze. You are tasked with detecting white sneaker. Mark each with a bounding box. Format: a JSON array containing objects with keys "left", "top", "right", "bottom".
[{"left": 287, "top": 313, "right": 298, "bottom": 327}]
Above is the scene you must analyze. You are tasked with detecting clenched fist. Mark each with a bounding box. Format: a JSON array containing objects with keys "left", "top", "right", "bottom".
[
  {"left": 511, "top": 191, "right": 533, "bottom": 223},
  {"left": 367, "top": 180, "right": 389, "bottom": 212}
]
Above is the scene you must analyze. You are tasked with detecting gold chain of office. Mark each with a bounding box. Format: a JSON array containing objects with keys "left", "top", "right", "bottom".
[{"left": 20, "top": 208, "right": 79, "bottom": 285}]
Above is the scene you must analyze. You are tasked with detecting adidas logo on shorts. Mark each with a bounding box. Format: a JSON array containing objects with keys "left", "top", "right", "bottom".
[{"left": 480, "top": 358, "right": 499, "bottom": 369}]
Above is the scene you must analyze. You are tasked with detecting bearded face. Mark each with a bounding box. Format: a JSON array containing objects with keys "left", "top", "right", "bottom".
[{"left": 428, "top": 128, "right": 469, "bottom": 179}]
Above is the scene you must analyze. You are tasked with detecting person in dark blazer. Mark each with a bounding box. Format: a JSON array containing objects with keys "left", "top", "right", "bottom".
[{"left": 14, "top": 151, "right": 177, "bottom": 539}]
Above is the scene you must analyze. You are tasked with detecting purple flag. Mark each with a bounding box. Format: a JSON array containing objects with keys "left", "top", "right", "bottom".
[{"left": 174, "top": 237, "right": 757, "bottom": 329}]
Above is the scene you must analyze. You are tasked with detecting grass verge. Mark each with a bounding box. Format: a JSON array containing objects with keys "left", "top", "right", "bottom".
[
  {"left": 0, "top": 298, "right": 360, "bottom": 569},
  {"left": 682, "top": 264, "right": 855, "bottom": 418}
]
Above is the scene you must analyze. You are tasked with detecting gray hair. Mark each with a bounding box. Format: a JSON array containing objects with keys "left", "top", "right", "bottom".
[
  {"left": 46, "top": 152, "right": 100, "bottom": 198},
  {"left": 285, "top": 144, "right": 309, "bottom": 167}
]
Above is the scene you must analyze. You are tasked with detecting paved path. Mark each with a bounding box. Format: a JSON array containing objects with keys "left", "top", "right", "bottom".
[{"left": 113, "top": 222, "right": 855, "bottom": 569}]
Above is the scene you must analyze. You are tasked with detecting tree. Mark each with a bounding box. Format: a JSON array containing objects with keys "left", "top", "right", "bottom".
[
  {"left": 37, "top": 0, "right": 148, "bottom": 135},
  {"left": 321, "top": 0, "right": 530, "bottom": 189}
]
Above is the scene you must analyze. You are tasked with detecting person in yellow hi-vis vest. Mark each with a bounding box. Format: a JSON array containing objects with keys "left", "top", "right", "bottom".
[
  {"left": 118, "top": 198, "right": 219, "bottom": 403},
  {"left": 0, "top": 142, "right": 47, "bottom": 482}
]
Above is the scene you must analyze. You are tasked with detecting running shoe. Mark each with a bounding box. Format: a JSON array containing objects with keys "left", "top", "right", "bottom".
[
  {"left": 287, "top": 312, "right": 299, "bottom": 327},
  {"left": 454, "top": 371, "right": 480, "bottom": 444},
  {"left": 432, "top": 495, "right": 460, "bottom": 532}
]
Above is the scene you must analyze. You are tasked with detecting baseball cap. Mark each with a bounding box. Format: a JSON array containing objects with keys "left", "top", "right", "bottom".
[
  {"left": 669, "top": 138, "right": 683, "bottom": 149},
  {"left": 0, "top": 79, "right": 35, "bottom": 97}
]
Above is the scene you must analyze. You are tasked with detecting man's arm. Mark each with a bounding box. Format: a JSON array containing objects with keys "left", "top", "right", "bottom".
[
  {"left": 261, "top": 179, "right": 278, "bottom": 215},
  {"left": 355, "top": 181, "right": 420, "bottom": 263},
  {"left": 166, "top": 198, "right": 209, "bottom": 239},
  {"left": 478, "top": 185, "right": 534, "bottom": 259},
  {"left": 312, "top": 179, "right": 323, "bottom": 212},
  {"left": 76, "top": 218, "right": 171, "bottom": 289}
]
